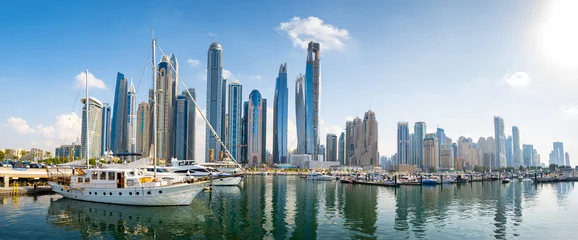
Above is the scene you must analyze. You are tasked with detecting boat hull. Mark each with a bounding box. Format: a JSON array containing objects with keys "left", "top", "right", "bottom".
[
  {"left": 48, "top": 181, "right": 208, "bottom": 206},
  {"left": 212, "top": 176, "right": 243, "bottom": 186}
]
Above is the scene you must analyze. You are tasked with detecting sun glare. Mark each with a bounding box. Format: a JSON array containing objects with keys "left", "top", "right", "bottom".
[{"left": 539, "top": 1, "right": 578, "bottom": 70}]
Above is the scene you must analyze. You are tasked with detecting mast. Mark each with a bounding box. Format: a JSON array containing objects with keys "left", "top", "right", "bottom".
[
  {"left": 85, "top": 69, "right": 90, "bottom": 168},
  {"left": 152, "top": 33, "right": 158, "bottom": 178}
]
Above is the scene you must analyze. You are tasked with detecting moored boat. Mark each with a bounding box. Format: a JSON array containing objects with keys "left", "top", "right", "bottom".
[
  {"left": 306, "top": 172, "right": 333, "bottom": 181},
  {"left": 501, "top": 178, "right": 512, "bottom": 183}
]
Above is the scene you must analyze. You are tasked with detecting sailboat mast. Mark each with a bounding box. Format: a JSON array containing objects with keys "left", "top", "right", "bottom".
[
  {"left": 85, "top": 69, "right": 90, "bottom": 168},
  {"left": 152, "top": 35, "right": 158, "bottom": 178}
]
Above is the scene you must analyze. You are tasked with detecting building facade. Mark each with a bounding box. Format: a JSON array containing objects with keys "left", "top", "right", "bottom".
[
  {"left": 494, "top": 116, "right": 506, "bottom": 168},
  {"left": 295, "top": 74, "right": 306, "bottom": 154},
  {"left": 183, "top": 88, "right": 196, "bottom": 160},
  {"left": 414, "top": 122, "right": 426, "bottom": 167},
  {"left": 101, "top": 103, "right": 111, "bottom": 156},
  {"left": 553, "top": 142, "right": 565, "bottom": 166},
  {"left": 512, "top": 126, "right": 522, "bottom": 167},
  {"left": 326, "top": 134, "right": 338, "bottom": 162},
  {"left": 111, "top": 72, "right": 128, "bottom": 155},
  {"left": 440, "top": 147, "right": 454, "bottom": 169},
  {"left": 81, "top": 97, "right": 103, "bottom": 159},
  {"left": 505, "top": 135, "right": 513, "bottom": 167},
  {"left": 126, "top": 83, "right": 137, "bottom": 160},
  {"left": 345, "top": 120, "right": 357, "bottom": 165},
  {"left": 273, "top": 63, "right": 288, "bottom": 164},
  {"left": 523, "top": 144, "right": 534, "bottom": 167},
  {"left": 304, "top": 41, "right": 321, "bottom": 158},
  {"left": 352, "top": 110, "right": 379, "bottom": 167},
  {"left": 246, "top": 90, "right": 267, "bottom": 166},
  {"left": 423, "top": 133, "right": 438, "bottom": 172},
  {"left": 174, "top": 95, "right": 188, "bottom": 160},
  {"left": 397, "top": 122, "right": 410, "bottom": 165},
  {"left": 227, "top": 82, "right": 242, "bottom": 162},
  {"left": 206, "top": 42, "right": 226, "bottom": 161},
  {"left": 136, "top": 102, "right": 150, "bottom": 157},
  {"left": 338, "top": 132, "right": 345, "bottom": 165}
]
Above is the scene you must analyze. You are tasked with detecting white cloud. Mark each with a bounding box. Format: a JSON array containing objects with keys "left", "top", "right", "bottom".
[
  {"left": 75, "top": 71, "right": 107, "bottom": 89},
  {"left": 5, "top": 117, "right": 35, "bottom": 134},
  {"left": 561, "top": 105, "right": 578, "bottom": 115},
  {"left": 187, "top": 59, "right": 200, "bottom": 67},
  {"left": 250, "top": 75, "right": 263, "bottom": 80},
  {"left": 504, "top": 72, "right": 531, "bottom": 87},
  {"left": 276, "top": 16, "right": 350, "bottom": 51}
]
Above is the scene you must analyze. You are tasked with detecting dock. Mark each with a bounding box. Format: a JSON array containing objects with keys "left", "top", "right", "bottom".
[
  {"left": 0, "top": 167, "right": 74, "bottom": 187},
  {"left": 0, "top": 186, "right": 53, "bottom": 195}
]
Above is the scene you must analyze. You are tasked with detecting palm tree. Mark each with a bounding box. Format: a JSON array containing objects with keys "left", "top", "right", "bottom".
[{"left": 45, "top": 151, "right": 52, "bottom": 159}]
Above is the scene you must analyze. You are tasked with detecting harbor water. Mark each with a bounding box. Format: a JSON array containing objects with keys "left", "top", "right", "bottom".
[{"left": 0, "top": 176, "right": 576, "bottom": 239}]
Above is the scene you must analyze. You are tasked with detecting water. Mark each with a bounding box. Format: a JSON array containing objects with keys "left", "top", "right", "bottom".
[{"left": 1, "top": 176, "right": 576, "bottom": 239}]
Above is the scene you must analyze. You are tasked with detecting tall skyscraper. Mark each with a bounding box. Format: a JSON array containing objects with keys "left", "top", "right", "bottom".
[
  {"left": 136, "top": 102, "right": 150, "bottom": 157},
  {"left": 565, "top": 152, "right": 570, "bottom": 166},
  {"left": 206, "top": 42, "right": 225, "bottom": 161},
  {"left": 512, "top": 126, "right": 522, "bottom": 167},
  {"left": 241, "top": 101, "right": 249, "bottom": 163},
  {"left": 345, "top": 120, "right": 357, "bottom": 165},
  {"left": 273, "top": 63, "right": 288, "bottom": 164},
  {"left": 349, "top": 117, "right": 362, "bottom": 166},
  {"left": 523, "top": 144, "right": 534, "bottom": 167},
  {"left": 505, "top": 135, "right": 513, "bottom": 167},
  {"left": 436, "top": 127, "right": 446, "bottom": 165},
  {"left": 154, "top": 56, "right": 177, "bottom": 161},
  {"left": 414, "top": 122, "right": 426, "bottom": 168},
  {"left": 494, "top": 116, "right": 506, "bottom": 168},
  {"left": 338, "top": 132, "right": 345, "bottom": 165},
  {"left": 326, "top": 134, "right": 337, "bottom": 162},
  {"left": 452, "top": 143, "right": 458, "bottom": 166},
  {"left": 553, "top": 142, "right": 564, "bottom": 166},
  {"left": 111, "top": 72, "right": 128, "bottom": 155},
  {"left": 226, "top": 81, "right": 242, "bottom": 162},
  {"left": 174, "top": 95, "right": 188, "bottom": 160},
  {"left": 295, "top": 74, "right": 306, "bottom": 154},
  {"left": 247, "top": 90, "right": 267, "bottom": 166},
  {"left": 304, "top": 41, "right": 321, "bottom": 158},
  {"left": 81, "top": 97, "right": 103, "bottom": 159},
  {"left": 423, "top": 133, "right": 438, "bottom": 172},
  {"left": 101, "top": 103, "right": 111, "bottom": 156},
  {"left": 352, "top": 110, "right": 379, "bottom": 167},
  {"left": 397, "top": 122, "right": 410, "bottom": 165},
  {"left": 440, "top": 147, "right": 454, "bottom": 169},
  {"left": 183, "top": 88, "right": 196, "bottom": 160},
  {"left": 126, "top": 83, "right": 137, "bottom": 160}
]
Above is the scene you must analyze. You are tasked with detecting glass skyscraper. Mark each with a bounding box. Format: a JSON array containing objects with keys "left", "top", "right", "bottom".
[
  {"left": 111, "top": 72, "right": 127, "bottom": 155},
  {"left": 506, "top": 135, "right": 513, "bottom": 167},
  {"left": 81, "top": 97, "right": 103, "bottom": 159},
  {"left": 512, "top": 126, "right": 522, "bottom": 167},
  {"left": 206, "top": 42, "right": 226, "bottom": 161},
  {"left": 414, "top": 122, "right": 426, "bottom": 167},
  {"left": 494, "top": 116, "right": 506, "bottom": 168},
  {"left": 295, "top": 74, "right": 306, "bottom": 154},
  {"left": 227, "top": 81, "right": 242, "bottom": 162},
  {"left": 304, "top": 41, "right": 321, "bottom": 158},
  {"left": 338, "top": 132, "right": 345, "bottom": 165},
  {"left": 101, "top": 103, "right": 111, "bottom": 156},
  {"left": 397, "top": 122, "right": 410, "bottom": 165},
  {"left": 326, "top": 134, "right": 337, "bottom": 162},
  {"left": 183, "top": 88, "right": 196, "bottom": 160},
  {"left": 174, "top": 95, "right": 188, "bottom": 160},
  {"left": 273, "top": 63, "right": 288, "bottom": 164},
  {"left": 247, "top": 90, "right": 267, "bottom": 166},
  {"left": 523, "top": 144, "right": 534, "bottom": 167},
  {"left": 127, "top": 82, "right": 136, "bottom": 160},
  {"left": 553, "top": 142, "right": 564, "bottom": 166}
]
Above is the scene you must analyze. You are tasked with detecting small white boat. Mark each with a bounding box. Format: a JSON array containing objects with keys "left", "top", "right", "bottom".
[
  {"left": 306, "top": 172, "right": 333, "bottom": 181},
  {"left": 522, "top": 178, "right": 533, "bottom": 182},
  {"left": 212, "top": 175, "right": 244, "bottom": 186},
  {"left": 501, "top": 178, "right": 512, "bottom": 183}
]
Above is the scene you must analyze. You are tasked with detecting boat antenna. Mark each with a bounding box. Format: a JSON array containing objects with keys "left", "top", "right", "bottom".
[
  {"left": 85, "top": 69, "right": 90, "bottom": 169},
  {"left": 152, "top": 31, "right": 158, "bottom": 178}
]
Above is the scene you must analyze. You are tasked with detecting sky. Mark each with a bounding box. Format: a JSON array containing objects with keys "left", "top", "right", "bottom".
[{"left": 0, "top": 0, "right": 577, "bottom": 165}]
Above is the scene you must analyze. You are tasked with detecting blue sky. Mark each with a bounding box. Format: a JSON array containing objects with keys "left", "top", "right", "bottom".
[{"left": 1, "top": 0, "right": 577, "bottom": 165}]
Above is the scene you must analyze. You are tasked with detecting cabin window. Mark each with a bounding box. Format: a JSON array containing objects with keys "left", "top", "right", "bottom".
[
  {"left": 127, "top": 180, "right": 135, "bottom": 186},
  {"left": 79, "top": 178, "right": 84, "bottom": 183},
  {"left": 100, "top": 172, "right": 106, "bottom": 180},
  {"left": 108, "top": 172, "right": 115, "bottom": 180},
  {"left": 85, "top": 178, "right": 90, "bottom": 183},
  {"left": 129, "top": 171, "right": 136, "bottom": 176},
  {"left": 92, "top": 172, "right": 98, "bottom": 180}
]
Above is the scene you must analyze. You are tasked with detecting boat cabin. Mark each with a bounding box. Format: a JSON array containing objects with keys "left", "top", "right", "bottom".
[{"left": 70, "top": 168, "right": 167, "bottom": 189}]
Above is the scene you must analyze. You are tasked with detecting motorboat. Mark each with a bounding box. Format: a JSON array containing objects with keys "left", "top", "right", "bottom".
[
  {"left": 422, "top": 179, "right": 438, "bottom": 185},
  {"left": 48, "top": 168, "right": 208, "bottom": 206},
  {"left": 168, "top": 159, "right": 244, "bottom": 186},
  {"left": 501, "top": 178, "right": 512, "bottom": 183},
  {"left": 306, "top": 172, "right": 333, "bottom": 181}
]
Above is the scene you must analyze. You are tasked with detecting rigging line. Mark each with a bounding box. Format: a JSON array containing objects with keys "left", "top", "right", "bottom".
[
  {"left": 155, "top": 43, "right": 241, "bottom": 168},
  {"left": 61, "top": 75, "right": 85, "bottom": 147},
  {"left": 135, "top": 51, "right": 151, "bottom": 97}
]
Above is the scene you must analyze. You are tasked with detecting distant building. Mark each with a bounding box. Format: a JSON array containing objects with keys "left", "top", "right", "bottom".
[
  {"left": 319, "top": 145, "right": 326, "bottom": 160},
  {"left": 440, "top": 147, "right": 454, "bottom": 169},
  {"left": 136, "top": 102, "right": 150, "bottom": 157},
  {"left": 423, "top": 133, "right": 438, "bottom": 172},
  {"left": 273, "top": 63, "right": 288, "bottom": 164},
  {"left": 155, "top": 56, "right": 177, "bottom": 161},
  {"left": 111, "top": 72, "right": 128, "bottom": 155},
  {"left": 565, "top": 152, "right": 570, "bottom": 166},
  {"left": 523, "top": 144, "right": 534, "bottom": 167},
  {"left": 246, "top": 90, "right": 267, "bottom": 166},
  {"left": 304, "top": 41, "right": 321, "bottom": 159},
  {"left": 55, "top": 143, "right": 81, "bottom": 161},
  {"left": 414, "top": 122, "right": 426, "bottom": 168},
  {"left": 326, "top": 134, "right": 338, "bottom": 162},
  {"left": 126, "top": 82, "right": 137, "bottom": 161},
  {"left": 553, "top": 142, "right": 564, "bottom": 166},
  {"left": 228, "top": 81, "right": 242, "bottom": 162},
  {"left": 295, "top": 74, "right": 306, "bottom": 154},
  {"left": 512, "top": 126, "right": 522, "bottom": 167},
  {"left": 81, "top": 97, "right": 103, "bottom": 159},
  {"left": 183, "top": 88, "right": 196, "bottom": 160},
  {"left": 436, "top": 127, "right": 446, "bottom": 163},
  {"left": 351, "top": 110, "right": 379, "bottom": 167},
  {"left": 397, "top": 122, "right": 410, "bottom": 165},
  {"left": 505, "top": 135, "right": 513, "bottom": 167},
  {"left": 345, "top": 120, "right": 357, "bottom": 165},
  {"left": 174, "top": 95, "right": 188, "bottom": 160},
  {"left": 206, "top": 42, "right": 226, "bottom": 162},
  {"left": 494, "top": 116, "right": 506, "bottom": 168},
  {"left": 101, "top": 103, "right": 111, "bottom": 156},
  {"left": 338, "top": 132, "right": 345, "bottom": 165}
]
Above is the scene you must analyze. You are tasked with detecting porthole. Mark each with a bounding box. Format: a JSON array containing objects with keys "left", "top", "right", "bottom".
[
  {"left": 109, "top": 192, "right": 112, "bottom": 196},
  {"left": 67, "top": 190, "right": 70, "bottom": 192},
  {"left": 95, "top": 192, "right": 98, "bottom": 195},
  {"left": 129, "top": 192, "right": 132, "bottom": 195},
  {"left": 103, "top": 192, "right": 106, "bottom": 195},
  {"left": 119, "top": 192, "right": 122, "bottom": 196},
  {"left": 89, "top": 192, "right": 92, "bottom": 195},
  {"left": 61, "top": 188, "right": 63, "bottom": 191},
  {"left": 136, "top": 192, "right": 140, "bottom": 195},
  {"left": 159, "top": 190, "right": 163, "bottom": 194},
  {"left": 147, "top": 191, "right": 151, "bottom": 195}
]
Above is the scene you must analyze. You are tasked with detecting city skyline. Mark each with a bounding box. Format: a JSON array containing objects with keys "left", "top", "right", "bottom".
[{"left": 1, "top": 1, "right": 576, "bottom": 165}]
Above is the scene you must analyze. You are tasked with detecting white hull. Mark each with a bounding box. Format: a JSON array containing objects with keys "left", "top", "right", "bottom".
[
  {"left": 48, "top": 181, "right": 208, "bottom": 206},
  {"left": 212, "top": 176, "right": 243, "bottom": 186},
  {"left": 306, "top": 176, "right": 333, "bottom": 181}
]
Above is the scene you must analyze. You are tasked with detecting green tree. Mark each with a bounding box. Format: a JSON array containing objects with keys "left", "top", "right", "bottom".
[
  {"left": 5, "top": 149, "right": 14, "bottom": 159},
  {"left": 45, "top": 151, "right": 52, "bottom": 159},
  {"left": 0, "top": 150, "right": 4, "bottom": 161},
  {"left": 19, "top": 150, "right": 27, "bottom": 160}
]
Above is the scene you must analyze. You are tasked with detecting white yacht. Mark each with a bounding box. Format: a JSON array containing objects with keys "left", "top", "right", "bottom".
[
  {"left": 49, "top": 168, "right": 208, "bottom": 206},
  {"left": 306, "top": 172, "right": 334, "bottom": 181},
  {"left": 169, "top": 159, "right": 244, "bottom": 186}
]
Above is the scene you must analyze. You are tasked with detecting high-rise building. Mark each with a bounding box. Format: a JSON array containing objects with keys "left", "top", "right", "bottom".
[
  {"left": 533, "top": 149, "right": 540, "bottom": 167},
  {"left": 206, "top": 42, "right": 226, "bottom": 161},
  {"left": 397, "top": 122, "right": 410, "bottom": 165},
  {"left": 409, "top": 133, "right": 414, "bottom": 165},
  {"left": 81, "top": 97, "right": 103, "bottom": 159},
  {"left": 273, "top": 63, "right": 288, "bottom": 164},
  {"left": 523, "top": 144, "right": 534, "bottom": 167},
  {"left": 153, "top": 56, "right": 177, "bottom": 161},
  {"left": 174, "top": 95, "right": 188, "bottom": 160},
  {"left": 111, "top": 72, "right": 128, "bottom": 155},
  {"left": 241, "top": 101, "right": 249, "bottom": 163},
  {"left": 304, "top": 41, "right": 321, "bottom": 158},
  {"left": 565, "top": 152, "right": 570, "bottom": 166},
  {"left": 247, "top": 90, "right": 267, "bottom": 166},
  {"left": 423, "top": 133, "right": 438, "bottom": 172},
  {"left": 295, "top": 74, "right": 306, "bottom": 154},
  {"left": 136, "top": 102, "right": 150, "bottom": 157},
  {"left": 319, "top": 145, "right": 326, "bottom": 160},
  {"left": 338, "top": 132, "right": 345, "bottom": 165},
  {"left": 452, "top": 143, "right": 458, "bottom": 167},
  {"left": 553, "top": 142, "right": 565, "bottom": 166},
  {"left": 512, "top": 126, "right": 522, "bottom": 167},
  {"left": 440, "top": 147, "right": 454, "bottom": 169},
  {"left": 494, "top": 116, "right": 506, "bottom": 168},
  {"left": 505, "top": 135, "right": 513, "bottom": 167},
  {"left": 227, "top": 81, "right": 242, "bottom": 162},
  {"left": 183, "top": 88, "right": 196, "bottom": 160},
  {"left": 126, "top": 83, "right": 137, "bottom": 161},
  {"left": 436, "top": 128, "right": 446, "bottom": 163},
  {"left": 326, "top": 134, "right": 337, "bottom": 162},
  {"left": 352, "top": 110, "right": 379, "bottom": 167},
  {"left": 349, "top": 117, "right": 362, "bottom": 166},
  {"left": 345, "top": 120, "right": 357, "bottom": 165},
  {"left": 414, "top": 122, "right": 426, "bottom": 168},
  {"left": 101, "top": 103, "right": 111, "bottom": 156}
]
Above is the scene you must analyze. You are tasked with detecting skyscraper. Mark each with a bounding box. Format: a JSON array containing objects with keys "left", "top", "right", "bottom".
[
  {"left": 565, "top": 152, "right": 570, "bottom": 166},
  {"left": 136, "top": 102, "right": 150, "bottom": 157},
  {"left": 338, "top": 132, "right": 345, "bottom": 165},
  {"left": 111, "top": 72, "right": 128, "bottom": 155},
  {"left": 304, "top": 41, "right": 321, "bottom": 158},
  {"left": 101, "top": 103, "right": 111, "bottom": 156},
  {"left": 273, "top": 63, "right": 288, "bottom": 164},
  {"left": 512, "top": 126, "right": 522, "bottom": 167},
  {"left": 241, "top": 101, "right": 249, "bottom": 163},
  {"left": 414, "top": 122, "right": 426, "bottom": 168},
  {"left": 494, "top": 116, "right": 506, "bottom": 168},
  {"left": 295, "top": 74, "right": 306, "bottom": 154},
  {"left": 352, "top": 110, "right": 379, "bottom": 167},
  {"left": 247, "top": 90, "right": 267, "bottom": 166},
  {"left": 523, "top": 144, "right": 534, "bottom": 167},
  {"left": 553, "top": 142, "right": 564, "bottom": 166},
  {"left": 505, "top": 135, "right": 513, "bottom": 167},
  {"left": 155, "top": 56, "right": 176, "bottom": 161},
  {"left": 206, "top": 42, "right": 225, "bottom": 162},
  {"left": 183, "top": 88, "right": 196, "bottom": 160},
  {"left": 349, "top": 117, "right": 362, "bottom": 166},
  {"left": 423, "top": 133, "right": 438, "bottom": 172},
  {"left": 397, "top": 122, "right": 410, "bottom": 165},
  {"left": 126, "top": 83, "right": 137, "bottom": 160},
  {"left": 326, "top": 134, "right": 337, "bottom": 162},
  {"left": 436, "top": 127, "right": 446, "bottom": 165},
  {"left": 345, "top": 120, "right": 357, "bottom": 165},
  {"left": 174, "top": 95, "right": 188, "bottom": 160},
  {"left": 227, "top": 81, "right": 242, "bottom": 162},
  {"left": 81, "top": 97, "right": 103, "bottom": 159}
]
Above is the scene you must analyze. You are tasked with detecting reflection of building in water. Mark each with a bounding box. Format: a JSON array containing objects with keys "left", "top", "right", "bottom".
[
  {"left": 293, "top": 180, "right": 319, "bottom": 238},
  {"left": 343, "top": 185, "right": 378, "bottom": 237},
  {"left": 284, "top": 178, "right": 297, "bottom": 238}
]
